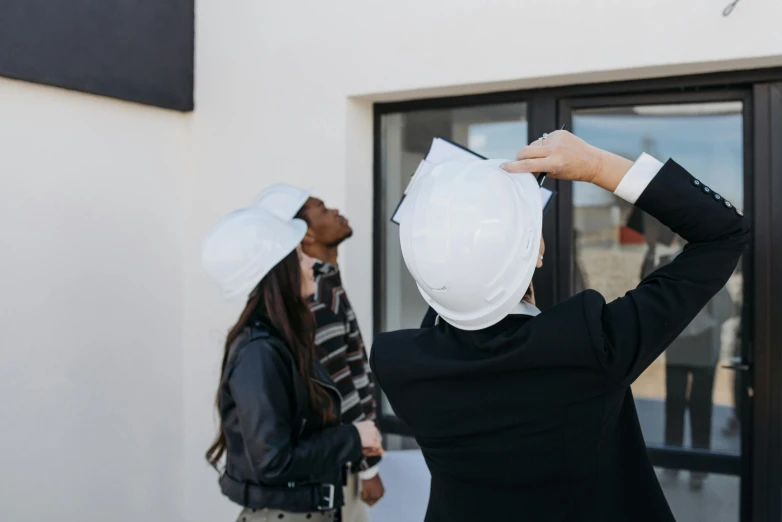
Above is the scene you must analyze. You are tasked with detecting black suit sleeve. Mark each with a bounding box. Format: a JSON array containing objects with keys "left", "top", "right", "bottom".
[
  {"left": 228, "top": 343, "right": 363, "bottom": 483},
  {"left": 585, "top": 160, "right": 749, "bottom": 386}
]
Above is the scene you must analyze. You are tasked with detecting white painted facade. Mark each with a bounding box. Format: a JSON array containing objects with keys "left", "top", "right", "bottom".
[{"left": 1, "top": 1, "right": 781, "bottom": 521}]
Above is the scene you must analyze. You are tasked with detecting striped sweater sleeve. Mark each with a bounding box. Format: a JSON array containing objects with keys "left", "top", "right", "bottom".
[{"left": 311, "top": 262, "right": 381, "bottom": 472}]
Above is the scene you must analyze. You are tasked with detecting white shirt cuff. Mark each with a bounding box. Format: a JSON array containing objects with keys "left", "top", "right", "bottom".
[
  {"left": 613, "top": 153, "right": 664, "bottom": 204},
  {"left": 359, "top": 465, "right": 380, "bottom": 480}
]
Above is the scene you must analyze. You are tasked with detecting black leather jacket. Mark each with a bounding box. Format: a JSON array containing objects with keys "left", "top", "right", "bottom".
[{"left": 217, "top": 315, "right": 363, "bottom": 512}]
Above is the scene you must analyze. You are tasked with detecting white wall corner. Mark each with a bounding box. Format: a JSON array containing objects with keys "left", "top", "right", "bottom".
[{"left": 341, "top": 98, "right": 375, "bottom": 341}]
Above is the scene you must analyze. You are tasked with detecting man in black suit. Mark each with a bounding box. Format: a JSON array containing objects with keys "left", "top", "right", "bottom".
[{"left": 370, "top": 131, "right": 749, "bottom": 522}]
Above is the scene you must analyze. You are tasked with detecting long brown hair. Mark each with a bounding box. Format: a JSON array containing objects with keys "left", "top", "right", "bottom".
[{"left": 205, "top": 249, "right": 335, "bottom": 469}]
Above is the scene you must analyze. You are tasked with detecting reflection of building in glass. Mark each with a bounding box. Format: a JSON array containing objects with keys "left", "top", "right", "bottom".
[{"left": 570, "top": 104, "right": 744, "bottom": 461}]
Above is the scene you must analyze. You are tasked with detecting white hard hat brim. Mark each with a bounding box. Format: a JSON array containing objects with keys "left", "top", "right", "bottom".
[{"left": 222, "top": 218, "right": 308, "bottom": 302}]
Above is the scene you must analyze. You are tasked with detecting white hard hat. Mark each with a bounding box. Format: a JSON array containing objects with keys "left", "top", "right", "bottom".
[
  {"left": 202, "top": 207, "right": 307, "bottom": 301},
  {"left": 253, "top": 183, "right": 311, "bottom": 221},
  {"left": 399, "top": 159, "right": 542, "bottom": 330}
]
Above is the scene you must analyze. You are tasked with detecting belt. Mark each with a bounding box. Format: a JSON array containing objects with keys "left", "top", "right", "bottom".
[{"left": 220, "top": 473, "right": 337, "bottom": 512}]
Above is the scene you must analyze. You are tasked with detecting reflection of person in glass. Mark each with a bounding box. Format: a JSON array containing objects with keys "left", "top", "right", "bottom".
[
  {"left": 661, "top": 246, "right": 734, "bottom": 490},
  {"left": 722, "top": 317, "right": 743, "bottom": 437},
  {"left": 370, "top": 131, "right": 749, "bottom": 522}
]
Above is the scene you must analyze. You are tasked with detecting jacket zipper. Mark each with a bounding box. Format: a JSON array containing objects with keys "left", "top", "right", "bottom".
[
  {"left": 311, "top": 377, "right": 343, "bottom": 423},
  {"left": 311, "top": 377, "right": 356, "bottom": 477}
]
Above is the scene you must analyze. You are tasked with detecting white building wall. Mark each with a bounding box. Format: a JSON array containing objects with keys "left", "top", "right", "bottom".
[
  {"left": 1, "top": 1, "right": 781, "bottom": 521},
  {"left": 0, "top": 79, "right": 189, "bottom": 522}
]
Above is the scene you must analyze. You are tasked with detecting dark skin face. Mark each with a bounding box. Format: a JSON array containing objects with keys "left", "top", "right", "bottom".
[{"left": 297, "top": 197, "right": 353, "bottom": 264}]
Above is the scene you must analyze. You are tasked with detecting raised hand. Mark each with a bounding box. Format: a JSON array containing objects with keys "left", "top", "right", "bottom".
[{"left": 502, "top": 130, "right": 633, "bottom": 192}]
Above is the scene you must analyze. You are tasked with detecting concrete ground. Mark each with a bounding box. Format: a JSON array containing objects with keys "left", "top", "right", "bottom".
[{"left": 659, "top": 468, "right": 739, "bottom": 522}]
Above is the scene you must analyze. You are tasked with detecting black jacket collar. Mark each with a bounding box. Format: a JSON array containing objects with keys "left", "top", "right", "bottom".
[{"left": 451, "top": 314, "right": 537, "bottom": 353}]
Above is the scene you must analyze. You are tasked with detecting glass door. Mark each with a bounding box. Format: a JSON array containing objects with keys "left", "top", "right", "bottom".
[{"left": 558, "top": 92, "right": 753, "bottom": 522}]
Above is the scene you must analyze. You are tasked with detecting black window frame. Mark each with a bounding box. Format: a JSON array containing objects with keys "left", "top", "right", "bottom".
[{"left": 372, "top": 67, "right": 782, "bottom": 522}]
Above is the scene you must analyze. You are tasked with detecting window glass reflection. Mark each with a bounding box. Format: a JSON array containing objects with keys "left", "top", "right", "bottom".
[{"left": 572, "top": 101, "right": 744, "bottom": 459}]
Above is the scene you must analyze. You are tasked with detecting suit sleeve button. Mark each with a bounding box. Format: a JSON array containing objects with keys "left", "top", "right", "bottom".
[
  {"left": 693, "top": 179, "right": 702, "bottom": 187},
  {"left": 725, "top": 200, "right": 733, "bottom": 208},
  {"left": 736, "top": 208, "right": 744, "bottom": 216},
  {"left": 713, "top": 193, "right": 722, "bottom": 201},
  {"left": 703, "top": 186, "right": 712, "bottom": 194}
]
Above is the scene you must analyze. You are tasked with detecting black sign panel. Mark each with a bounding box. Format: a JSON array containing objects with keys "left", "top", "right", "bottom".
[{"left": 0, "top": 0, "right": 194, "bottom": 111}]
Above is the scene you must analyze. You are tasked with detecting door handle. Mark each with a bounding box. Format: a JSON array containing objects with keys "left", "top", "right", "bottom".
[{"left": 722, "top": 356, "right": 751, "bottom": 372}]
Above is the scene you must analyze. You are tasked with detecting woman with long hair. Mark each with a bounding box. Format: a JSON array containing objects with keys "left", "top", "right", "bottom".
[{"left": 202, "top": 207, "right": 383, "bottom": 522}]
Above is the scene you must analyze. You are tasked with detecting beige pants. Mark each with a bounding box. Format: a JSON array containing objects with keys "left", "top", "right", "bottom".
[
  {"left": 341, "top": 474, "right": 371, "bottom": 522},
  {"left": 236, "top": 507, "right": 335, "bottom": 522}
]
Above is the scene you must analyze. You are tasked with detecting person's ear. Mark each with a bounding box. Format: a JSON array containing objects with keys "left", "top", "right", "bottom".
[{"left": 301, "top": 228, "right": 316, "bottom": 246}]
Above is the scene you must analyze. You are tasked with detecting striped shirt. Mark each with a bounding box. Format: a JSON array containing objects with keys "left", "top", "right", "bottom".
[{"left": 310, "top": 261, "right": 380, "bottom": 473}]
